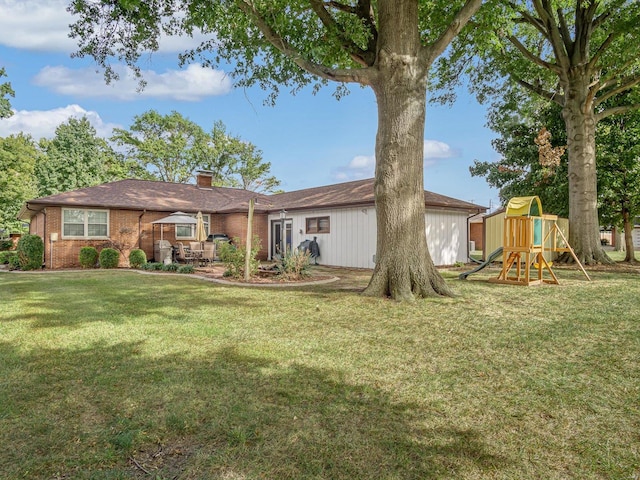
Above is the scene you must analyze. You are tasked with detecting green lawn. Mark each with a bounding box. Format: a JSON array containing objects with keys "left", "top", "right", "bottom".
[{"left": 0, "top": 267, "right": 638, "bottom": 479}]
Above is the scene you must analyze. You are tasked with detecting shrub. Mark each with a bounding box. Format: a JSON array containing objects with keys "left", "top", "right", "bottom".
[
  {"left": 0, "top": 251, "right": 17, "bottom": 265},
  {"left": 162, "top": 263, "right": 179, "bottom": 272},
  {"left": 0, "top": 239, "right": 14, "bottom": 251},
  {"left": 8, "top": 253, "right": 21, "bottom": 270},
  {"left": 177, "top": 264, "right": 195, "bottom": 274},
  {"left": 276, "top": 248, "right": 311, "bottom": 280},
  {"left": 16, "top": 234, "right": 44, "bottom": 271},
  {"left": 142, "top": 262, "right": 164, "bottom": 271},
  {"left": 128, "top": 249, "right": 147, "bottom": 269},
  {"left": 99, "top": 248, "right": 120, "bottom": 269},
  {"left": 78, "top": 247, "right": 99, "bottom": 268},
  {"left": 219, "top": 236, "right": 261, "bottom": 279}
]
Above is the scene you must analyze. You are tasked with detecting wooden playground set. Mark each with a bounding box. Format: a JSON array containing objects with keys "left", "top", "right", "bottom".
[{"left": 463, "top": 196, "right": 591, "bottom": 286}]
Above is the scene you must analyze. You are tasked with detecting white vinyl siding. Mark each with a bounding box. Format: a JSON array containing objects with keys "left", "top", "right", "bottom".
[
  {"left": 425, "top": 210, "right": 468, "bottom": 266},
  {"left": 269, "top": 207, "right": 470, "bottom": 268},
  {"left": 62, "top": 209, "right": 109, "bottom": 239}
]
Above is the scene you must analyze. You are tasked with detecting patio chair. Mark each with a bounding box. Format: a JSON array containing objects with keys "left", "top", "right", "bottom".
[
  {"left": 175, "top": 242, "right": 195, "bottom": 263},
  {"left": 202, "top": 242, "right": 215, "bottom": 264}
]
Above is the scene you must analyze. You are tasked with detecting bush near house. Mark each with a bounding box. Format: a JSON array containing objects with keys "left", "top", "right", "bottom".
[
  {"left": 128, "top": 249, "right": 147, "bottom": 269},
  {"left": 79, "top": 247, "right": 99, "bottom": 268},
  {"left": 99, "top": 248, "right": 120, "bottom": 269},
  {"left": 0, "top": 251, "right": 17, "bottom": 264},
  {"left": 275, "top": 248, "right": 311, "bottom": 280},
  {"left": 16, "top": 234, "right": 43, "bottom": 271},
  {"left": 219, "top": 236, "right": 261, "bottom": 279},
  {"left": 0, "top": 239, "right": 14, "bottom": 251}
]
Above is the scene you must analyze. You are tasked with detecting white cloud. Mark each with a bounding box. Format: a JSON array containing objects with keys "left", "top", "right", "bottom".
[
  {"left": 331, "top": 154, "right": 375, "bottom": 182},
  {"left": 424, "top": 140, "right": 455, "bottom": 160},
  {"left": 332, "top": 140, "right": 457, "bottom": 182},
  {"left": 0, "top": 0, "right": 210, "bottom": 53},
  {"left": 0, "top": 104, "right": 120, "bottom": 139},
  {"left": 33, "top": 64, "right": 232, "bottom": 101},
  {"left": 0, "top": 0, "right": 73, "bottom": 52}
]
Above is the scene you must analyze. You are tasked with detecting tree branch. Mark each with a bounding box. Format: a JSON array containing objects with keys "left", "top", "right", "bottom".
[
  {"left": 422, "top": 0, "right": 482, "bottom": 64},
  {"left": 325, "top": 1, "right": 356, "bottom": 14},
  {"left": 594, "top": 74, "right": 640, "bottom": 107},
  {"left": 514, "top": 76, "right": 563, "bottom": 106},
  {"left": 509, "top": 0, "right": 548, "bottom": 39},
  {"left": 235, "top": 0, "right": 375, "bottom": 84},
  {"left": 506, "top": 35, "right": 563, "bottom": 74},
  {"left": 595, "top": 104, "right": 640, "bottom": 122},
  {"left": 531, "top": 0, "right": 570, "bottom": 70},
  {"left": 556, "top": 7, "right": 573, "bottom": 57},
  {"left": 308, "top": 0, "right": 375, "bottom": 66},
  {"left": 587, "top": 32, "right": 617, "bottom": 72},
  {"left": 592, "top": 10, "right": 611, "bottom": 30}
]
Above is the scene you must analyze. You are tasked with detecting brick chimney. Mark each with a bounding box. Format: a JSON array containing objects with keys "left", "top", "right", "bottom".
[{"left": 196, "top": 170, "right": 213, "bottom": 189}]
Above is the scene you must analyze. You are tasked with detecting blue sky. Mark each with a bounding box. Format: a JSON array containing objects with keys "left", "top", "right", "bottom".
[{"left": 0, "top": 0, "right": 500, "bottom": 209}]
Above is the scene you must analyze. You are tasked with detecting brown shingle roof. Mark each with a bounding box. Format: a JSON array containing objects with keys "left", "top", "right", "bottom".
[
  {"left": 269, "top": 178, "right": 486, "bottom": 212},
  {"left": 23, "top": 179, "right": 273, "bottom": 214},
  {"left": 21, "top": 177, "right": 485, "bottom": 218}
]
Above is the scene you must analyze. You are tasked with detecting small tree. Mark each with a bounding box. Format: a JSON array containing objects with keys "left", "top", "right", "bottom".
[
  {"left": 219, "top": 237, "right": 261, "bottom": 280},
  {"left": 100, "top": 227, "right": 142, "bottom": 267}
]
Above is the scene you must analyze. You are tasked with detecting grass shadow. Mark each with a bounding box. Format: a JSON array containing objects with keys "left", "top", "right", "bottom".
[{"left": 0, "top": 341, "right": 509, "bottom": 479}]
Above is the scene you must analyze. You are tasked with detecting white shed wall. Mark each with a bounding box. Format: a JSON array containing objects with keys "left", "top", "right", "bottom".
[{"left": 268, "top": 206, "right": 470, "bottom": 268}]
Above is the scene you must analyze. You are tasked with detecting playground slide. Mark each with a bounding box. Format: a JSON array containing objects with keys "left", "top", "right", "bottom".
[{"left": 458, "top": 247, "right": 503, "bottom": 280}]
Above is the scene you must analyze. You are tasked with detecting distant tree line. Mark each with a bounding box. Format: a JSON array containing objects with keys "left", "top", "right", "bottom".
[{"left": 0, "top": 110, "right": 281, "bottom": 234}]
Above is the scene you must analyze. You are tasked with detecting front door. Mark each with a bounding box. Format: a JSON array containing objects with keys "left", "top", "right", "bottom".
[{"left": 272, "top": 219, "right": 292, "bottom": 258}]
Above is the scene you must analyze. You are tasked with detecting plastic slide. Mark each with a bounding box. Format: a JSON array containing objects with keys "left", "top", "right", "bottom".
[{"left": 458, "top": 247, "right": 504, "bottom": 280}]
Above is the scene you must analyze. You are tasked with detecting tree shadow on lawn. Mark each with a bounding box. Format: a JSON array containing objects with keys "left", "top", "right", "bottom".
[{"left": 0, "top": 341, "right": 509, "bottom": 479}]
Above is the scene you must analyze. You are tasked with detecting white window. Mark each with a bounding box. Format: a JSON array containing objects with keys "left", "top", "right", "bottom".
[
  {"left": 62, "top": 209, "right": 109, "bottom": 238},
  {"left": 176, "top": 214, "right": 210, "bottom": 239}
]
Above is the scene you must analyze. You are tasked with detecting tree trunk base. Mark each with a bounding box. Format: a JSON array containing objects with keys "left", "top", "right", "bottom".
[
  {"left": 556, "top": 248, "right": 614, "bottom": 265},
  {"left": 362, "top": 256, "right": 454, "bottom": 301}
]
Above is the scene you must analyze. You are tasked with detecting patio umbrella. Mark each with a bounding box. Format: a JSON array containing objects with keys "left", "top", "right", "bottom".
[
  {"left": 195, "top": 211, "right": 207, "bottom": 247},
  {"left": 152, "top": 211, "right": 197, "bottom": 240}
]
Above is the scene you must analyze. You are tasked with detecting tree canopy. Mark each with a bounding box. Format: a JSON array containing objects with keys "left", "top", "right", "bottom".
[
  {"left": 0, "top": 134, "right": 40, "bottom": 233},
  {"left": 36, "top": 117, "right": 124, "bottom": 196},
  {"left": 461, "top": 0, "right": 640, "bottom": 264},
  {"left": 111, "top": 110, "right": 216, "bottom": 184},
  {"left": 0, "top": 67, "right": 13, "bottom": 119},
  {"left": 69, "top": 0, "right": 483, "bottom": 301},
  {"left": 210, "top": 121, "right": 281, "bottom": 193}
]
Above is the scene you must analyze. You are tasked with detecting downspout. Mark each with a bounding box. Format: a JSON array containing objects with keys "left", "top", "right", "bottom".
[
  {"left": 138, "top": 209, "right": 146, "bottom": 248},
  {"left": 42, "top": 207, "right": 47, "bottom": 269},
  {"left": 466, "top": 213, "right": 472, "bottom": 263}
]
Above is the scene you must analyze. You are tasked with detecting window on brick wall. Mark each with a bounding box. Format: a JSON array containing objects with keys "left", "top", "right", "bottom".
[
  {"left": 306, "top": 216, "right": 330, "bottom": 234},
  {"left": 176, "top": 214, "right": 210, "bottom": 239},
  {"left": 62, "top": 209, "right": 109, "bottom": 238}
]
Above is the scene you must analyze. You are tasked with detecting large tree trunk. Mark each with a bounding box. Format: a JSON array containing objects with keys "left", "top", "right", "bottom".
[
  {"left": 622, "top": 208, "right": 637, "bottom": 263},
  {"left": 362, "top": 0, "right": 452, "bottom": 301},
  {"left": 561, "top": 81, "right": 612, "bottom": 265}
]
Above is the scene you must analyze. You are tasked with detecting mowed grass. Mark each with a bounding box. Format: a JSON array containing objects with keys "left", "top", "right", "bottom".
[{"left": 0, "top": 266, "right": 638, "bottom": 479}]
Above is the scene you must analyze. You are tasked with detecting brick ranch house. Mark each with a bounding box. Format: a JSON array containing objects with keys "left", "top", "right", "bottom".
[{"left": 19, "top": 172, "right": 486, "bottom": 269}]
